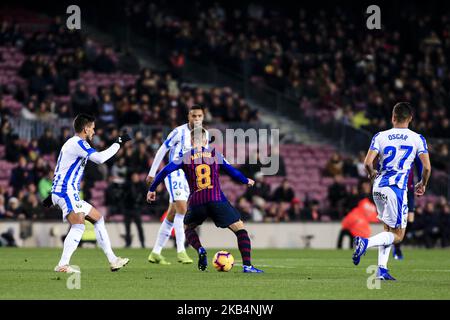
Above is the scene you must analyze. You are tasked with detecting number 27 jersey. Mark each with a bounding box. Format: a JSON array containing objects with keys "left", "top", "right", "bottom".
[{"left": 370, "top": 128, "right": 428, "bottom": 190}]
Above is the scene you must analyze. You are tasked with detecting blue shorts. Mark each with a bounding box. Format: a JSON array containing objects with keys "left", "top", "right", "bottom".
[
  {"left": 407, "top": 188, "right": 415, "bottom": 212},
  {"left": 184, "top": 201, "right": 241, "bottom": 228}
]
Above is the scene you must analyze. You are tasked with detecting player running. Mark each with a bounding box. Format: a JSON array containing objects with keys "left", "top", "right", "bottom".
[
  {"left": 147, "top": 127, "right": 263, "bottom": 273},
  {"left": 353, "top": 102, "right": 431, "bottom": 280},
  {"left": 145, "top": 105, "right": 206, "bottom": 265},
  {"left": 43, "top": 114, "right": 131, "bottom": 273}
]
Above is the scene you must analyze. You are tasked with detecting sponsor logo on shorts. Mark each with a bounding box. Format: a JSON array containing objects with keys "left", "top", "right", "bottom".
[
  {"left": 175, "top": 191, "right": 181, "bottom": 196},
  {"left": 76, "top": 203, "right": 82, "bottom": 209}
]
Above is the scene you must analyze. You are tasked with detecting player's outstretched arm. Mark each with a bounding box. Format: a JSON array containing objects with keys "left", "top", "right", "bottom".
[
  {"left": 89, "top": 133, "right": 131, "bottom": 164},
  {"left": 146, "top": 143, "right": 170, "bottom": 185},
  {"left": 147, "top": 161, "right": 183, "bottom": 202},
  {"left": 415, "top": 152, "right": 431, "bottom": 196},
  {"left": 219, "top": 158, "right": 250, "bottom": 185},
  {"left": 147, "top": 129, "right": 179, "bottom": 185}
]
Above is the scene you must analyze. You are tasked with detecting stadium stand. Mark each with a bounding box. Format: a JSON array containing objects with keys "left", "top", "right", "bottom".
[{"left": 0, "top": 4, "right": 449, "bottom": 248}]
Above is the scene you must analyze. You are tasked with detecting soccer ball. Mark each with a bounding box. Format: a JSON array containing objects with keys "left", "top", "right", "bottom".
[{"left": 212, "top": 251, "right": 234, "bottom": 272}]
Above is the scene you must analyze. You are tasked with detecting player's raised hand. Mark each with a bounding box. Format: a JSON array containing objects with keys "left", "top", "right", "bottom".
[
  {"left": 116, "top": 132, "right": 132, "bottom": 146},
  {"left": 147, "top": 191, "right": 156, "bottom": 203},
  {"left": 247, "top": 178, "right": 255, "bottom": 187},
  {"left": 414, "top": 181, "right": 426, "bottom": 196}
]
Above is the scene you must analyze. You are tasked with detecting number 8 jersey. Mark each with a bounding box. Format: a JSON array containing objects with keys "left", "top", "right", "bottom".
[{"left": 370, "top": 128, "right": 428, "bottom": 190}]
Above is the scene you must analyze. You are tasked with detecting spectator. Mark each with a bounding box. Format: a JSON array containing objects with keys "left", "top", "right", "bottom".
[
  {"left": 287, "top": 197, "right": 302, "bottom": 221},
  {"left": 423, "top": 202, "right": 441, "bottom": 248},
  {"left": 325, "top": 152, "right": 344, "bottom": 177},
  {"left": 22, "top": 193, "right": 41, "bottom": 220},
  {"left": 169, "top": 50, "right": 185, "bottom": 79},
  {"left": 440, "top": 202, "right": 450, "bottom": 247},
  {"left": 327, "top": 175, "right": 348, "bottom": 219},
  {"left": 0, "top": 194, "right": 14, "bottom": 219},
  {"left": 123, "top": 172, "right": 146, "bottom": 248},
  {"left": 272, "top": 178, "right": 295, "bottom": 203},
  {"left": 300, "top": 199, "right": 322, "bottom": 221},
  {"left": 71, "top": 83, "right": 96, "bottom": 116},
  {"left": 111, "top": 157, "right": 128, "bottom": 184},
  {"left": 98, "top": 93, "right": 116, "bottom": 126},
  {"left": 242, "top": 171, "right": 271, "bottom": 216},
  {"left": 5, "top": 134, "right": 26, "bottom": 162},
  {"left": 38, "top": 128, "right": 58, "bottom": 155},
  {"left": 93, "top": 47, "right": 116, "bottom": 73},
  {"left": 10, "top": 156, "right": 34, "bottom": 195},
  {"left": 6, "top": 197, "right": 25, "bottom": 219},
  {"left": 38, "top": 170, "right": 53, "bottom": 200},
  {"left": 105, "top": 176, "right": 126, "bottom": 216}
]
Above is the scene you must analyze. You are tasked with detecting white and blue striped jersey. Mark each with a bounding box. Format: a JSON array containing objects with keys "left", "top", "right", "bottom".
[
  {"left": 149, "top": 123, "right": 209, "bottom": 178},
  {"left": 51, "top": 136, "right": 96, "bottom": 194},
  {"left": 166, "top": 124, "right": 194, "bottom": 163},
  {"left": 370, "top": 128, "right": 428, "bottom": 190}
]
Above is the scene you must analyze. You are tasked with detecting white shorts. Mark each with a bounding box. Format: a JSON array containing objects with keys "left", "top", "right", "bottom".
[
  {"left": 372, "top": 185, "right": 408, "bottom": 229},
  {"left": 164, "top": 170, "right": 189, "bottom": 203},
  {"left": 52, "top": 192, "right": 93, "bottom": 222}
]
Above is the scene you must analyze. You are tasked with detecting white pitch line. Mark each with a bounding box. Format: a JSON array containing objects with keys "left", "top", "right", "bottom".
[
  {"left": 234, "top": 263, "right": 295, "bottom": 269},
  {"left": 411, "top": 269, "right": 450, "bottom": 272}
]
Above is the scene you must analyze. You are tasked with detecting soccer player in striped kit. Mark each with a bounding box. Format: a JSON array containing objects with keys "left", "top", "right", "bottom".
[
  {"left": 145, "top": 105, "right": 207, "bottom": 265},
  {"left": 43, "top": 114, "right": 131, "bottom": 273},
  {"left": 147, "top": 127, "right": 263, "bottom": 273}
]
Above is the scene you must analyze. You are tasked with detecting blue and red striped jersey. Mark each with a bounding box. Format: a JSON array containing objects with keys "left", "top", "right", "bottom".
[{"left": 149, "top": 146, "right": 249, "bottom": 207}]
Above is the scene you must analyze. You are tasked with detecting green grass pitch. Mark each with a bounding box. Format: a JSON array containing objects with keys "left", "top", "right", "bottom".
[{"left": 1, "top": 247, "right": 450, "bottom": 299}]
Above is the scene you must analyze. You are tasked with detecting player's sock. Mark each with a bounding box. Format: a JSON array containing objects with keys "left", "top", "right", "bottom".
[
  {"left": 152, "top": 218, "right": 173, "bottom": 255},
  {"left": 235, "top": 229, "right": 252, "bottom": 266},
  {"left": 174, "top": 213, "right": 186, "bottom": 253},
  {"left": 378, "top": 245, "right": 391, "bottom": 269},
  {"left": 185, "top": 227, "right": 202, "bottom": 251},
  {"left": 58, "top": 224, "right": 85, "bottom": 266},
  {"left": 367, "top": 232, "right": 395, "bottom": 248},
  {"left": 94, "top": 217, "right": 117, "bottom": 263}
]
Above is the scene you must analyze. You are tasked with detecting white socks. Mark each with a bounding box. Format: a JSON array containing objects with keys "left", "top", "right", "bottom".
[
  {"left": 367, "top": 232, "right": 395, "bottom": 248},
  {"left": 58, "top": 224, "right": 85, "bottom": 266},
  {"left": 378, "top": 245, "right": 392, "bottom": 269},
  {"left": 152, "top": 218, "right": 173, "bottom": 255},
  {"left": 94, "top": 217, "right": 117, "bottom": 263},
  {"left": 174, "top": 213, "right": 186, "bottom": 253}
]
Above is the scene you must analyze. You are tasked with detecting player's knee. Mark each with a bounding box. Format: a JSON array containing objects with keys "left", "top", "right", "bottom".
[
  {"left": 230, "top": 221, "right": 245, "bottom": 232},
  {"left": 71, "top": 212, "right": 85, "bottom": 225}
]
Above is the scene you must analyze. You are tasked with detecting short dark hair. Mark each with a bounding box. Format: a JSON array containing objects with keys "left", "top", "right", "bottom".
[
  {"left": 189, "top": 104, "right": 204, "bottom": 113},
  {"left": 393, "top": 102, "right": 413, "bottom": 123},
  {"left": 73, "top": 113, "right": 95, "bottom": 133}
]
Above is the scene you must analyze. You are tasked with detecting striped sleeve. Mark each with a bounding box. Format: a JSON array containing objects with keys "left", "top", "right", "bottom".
[
  {"left": 369, "top": 133, "right": 380, "bottom": 152},
  {"left": 417, "top": 134, "right": 428, "bottom": 155},
  {"left": 75, "top": 139, "right": 97, "bottom": 157}
]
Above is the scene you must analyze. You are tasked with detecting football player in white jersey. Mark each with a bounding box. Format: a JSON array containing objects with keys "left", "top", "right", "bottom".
[
  {"left": 145, "top": 105, "right": 206, "bottom": 264},
  {"left": 352, "top": 102, "right": 431, "bottom": 280},
  {"left": 43, "top": 114, "right": 132, "bottom": 273}
]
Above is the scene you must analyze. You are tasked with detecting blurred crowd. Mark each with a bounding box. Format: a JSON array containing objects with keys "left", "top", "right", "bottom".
[
  {"left": 0, "top": 4, "right": 449, "bottom": 250},
  {"left": 0, "top": 16, "right": 259, "bottom": 223},
  {"left": 125, "top": 1, "right": 450, "bottom": 137},
  {"left": 124, "top": 0, "right": 450, "bottom": 170}
]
